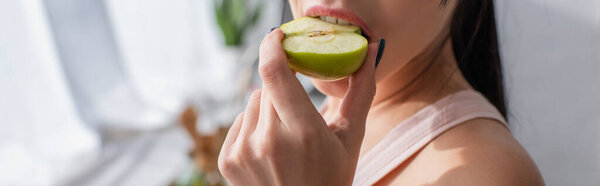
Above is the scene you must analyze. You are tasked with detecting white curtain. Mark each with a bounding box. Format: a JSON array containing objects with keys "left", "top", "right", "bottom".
[
  {"left": 0, "top": 0, "right": 281, "bottom": 185},
  {"left": 0, "top": 0, "right": 99, "bottom": 185}
]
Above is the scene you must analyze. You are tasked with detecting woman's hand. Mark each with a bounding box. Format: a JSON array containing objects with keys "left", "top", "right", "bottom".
[{"left": 218, "top": 28, "right": 380, "bottom": 186}]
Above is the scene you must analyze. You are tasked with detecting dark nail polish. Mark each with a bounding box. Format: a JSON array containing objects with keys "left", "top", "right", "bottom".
[
  {"left": 375, "top": 39, "right": 386, "bottom": 68},
  {"left": 267, "top": 27, "right": 278, "bottom": 35}
]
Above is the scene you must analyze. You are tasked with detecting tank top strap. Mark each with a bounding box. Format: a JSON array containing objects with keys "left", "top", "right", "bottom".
[{"left": 352, "top": 90, "right": 507, "bottom": 186}]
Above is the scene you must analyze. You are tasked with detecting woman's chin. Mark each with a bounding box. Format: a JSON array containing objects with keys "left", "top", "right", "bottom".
[{"left": 311, "top": 77, "right": 350, "bottom": 98}]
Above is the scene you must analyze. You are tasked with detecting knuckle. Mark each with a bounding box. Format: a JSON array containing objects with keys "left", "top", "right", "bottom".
[
  {"left": 258, "top": 58, "right": 283, "bottom": 81},
  {"left": 297, "top": 131, "right": 317, "bottom": 148},
  {"left": 218, "top": 153, "right": 237, "bottom": 174},
  {"left": 252, "top": 137, "right": 276, "bottom": 160},
  {"left": 265, "top": 125, "right": 280, "bottom": 139},
  {"left": 251, "top": 130, "right": 284, "bottom": 161},
  {"left": 337, "top": 117, "right": 352, "bottom": 127},
  {"left": 217, "top": 157, "right": 228, "bottom": 172},
  {"left": 263, "top": 139, "right": 279, "bottom": 155},
  {"left": 218, "top": 145, "right": 249, "bottom": 174},
  {"left": 255, "top": 143, "right": 275, "bottom": 161},
  {"left": 248, "top": 89, "right": 262, "bottom": 103},
  {"left": 233, "top": 112, "right": 244, "bottom": 124}
]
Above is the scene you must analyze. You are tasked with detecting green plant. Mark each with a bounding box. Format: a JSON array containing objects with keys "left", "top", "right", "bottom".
[{"left": 214, "top": 0, "right": 264, "bottom": 46}]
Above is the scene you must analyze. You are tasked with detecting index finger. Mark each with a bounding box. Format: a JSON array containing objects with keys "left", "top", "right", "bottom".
[{"left": 258, "top": 28, "right": 326, "bottom": 129}]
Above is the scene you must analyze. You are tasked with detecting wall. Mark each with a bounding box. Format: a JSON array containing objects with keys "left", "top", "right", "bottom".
[{"left": 495, "top": 0, "right": 600, "bottom": 185}]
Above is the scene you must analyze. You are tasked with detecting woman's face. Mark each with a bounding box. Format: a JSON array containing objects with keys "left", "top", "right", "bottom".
[{"left": 287, "top": 0, "right": 457, "bottom": 98}]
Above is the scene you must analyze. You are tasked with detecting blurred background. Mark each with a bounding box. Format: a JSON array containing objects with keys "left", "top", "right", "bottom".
[{"left": 0, "top": 0, "right": 598, "bottom": 185}]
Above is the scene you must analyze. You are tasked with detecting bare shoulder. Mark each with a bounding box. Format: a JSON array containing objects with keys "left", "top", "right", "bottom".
[{"left": 379, "top": 118, "right": 545, "bottom": 186}]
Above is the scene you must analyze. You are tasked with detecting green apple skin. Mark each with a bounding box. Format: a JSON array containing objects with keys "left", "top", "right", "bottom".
[
  {"left": 285, "top": 44, "right": 367, "bottom": 81},
  {"left": 281, "top": 17, "right": 368, "bottom": 81}
]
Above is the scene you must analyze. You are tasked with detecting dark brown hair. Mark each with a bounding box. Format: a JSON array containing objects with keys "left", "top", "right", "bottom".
[{"left": 447, "top": 0, "right": 507, "bottom": 118}]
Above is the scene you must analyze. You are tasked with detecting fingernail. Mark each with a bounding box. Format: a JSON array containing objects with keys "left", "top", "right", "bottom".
[
  {"left": 267, "top": 27, "right": 278, "bottom": 35},
  {"left": 375, "top": 39, "right": 386, "bottom": 68}
]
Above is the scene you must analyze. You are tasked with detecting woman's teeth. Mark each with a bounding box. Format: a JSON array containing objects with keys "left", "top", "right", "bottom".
[
  {"left": 317, "top": 15, "right": 368, "bottom": 40},
  {"left": 319, "top": 16, "right": 351, "bottom": 25}
]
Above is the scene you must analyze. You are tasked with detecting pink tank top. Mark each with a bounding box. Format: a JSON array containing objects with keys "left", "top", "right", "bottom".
[{"left": 352, "top": 90, "right": 507, "bottom": 185}]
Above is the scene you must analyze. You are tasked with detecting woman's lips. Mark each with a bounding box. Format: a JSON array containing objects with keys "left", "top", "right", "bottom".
[{"left": 304, "top": 5, "right": 373, "bottom": 40}]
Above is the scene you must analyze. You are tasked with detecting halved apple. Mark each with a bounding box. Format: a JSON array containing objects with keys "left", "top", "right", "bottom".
[{"left": 280, "top": 17, "right": 368, "bottom": 81}]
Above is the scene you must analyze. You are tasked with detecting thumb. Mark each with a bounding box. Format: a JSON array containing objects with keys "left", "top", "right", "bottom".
[
  {"left": 335, "top": 39, "right": 385, "bottom": 149},
  {"left": 340, "top": 39, "right": 385, "bottom": 123}
]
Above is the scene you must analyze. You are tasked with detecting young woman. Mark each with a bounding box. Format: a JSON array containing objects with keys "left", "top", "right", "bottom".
[{"left": 218, "top": 0, "right": 544, "bottom": 185}]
